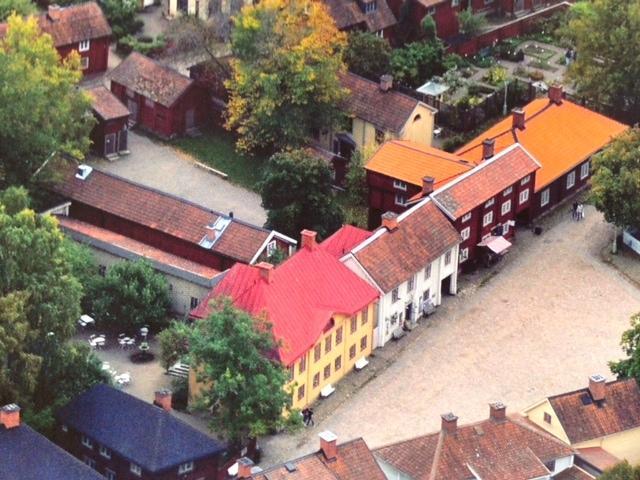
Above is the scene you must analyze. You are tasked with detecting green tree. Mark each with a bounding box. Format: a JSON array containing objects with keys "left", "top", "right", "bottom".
[
  {"left": 158, "top": 321, "right": 191, "bottom": 370},
  {"left": 599, "top": 461, "right": 640, "bottom": 480},
  {"left": 610, "top": 312, "right": 640, "bottom": 382},
  {"left": 0, "top": 185, "right": 30, "bottom": 215},
  {"left": 189, "top": 298, "right": 298, "bottom": 445},
  {"left": 390, "top": 40, "right": 446, "bottom": 88},
  {"left": 421, "top": 14, "right": 437, "bottom": 41},
  {"left": 566, "top": 0, "right": 640, "bottom": 122},
  {"left": 101, "top": 0, "right": 143, "bottom": 40},
  {"left": 344, "top": 31, "right": 391, "bottom": 81},
  {"left": 87, "top": 260, "right": 171, "bottom": 333},
  {"left": 457, "top": 7, "right": 487, "bottom": 37},
  {"left": 0, "top": 0, "right": 34, "bottom": 21},
  {"left": 62, "top": 239, "right": 98, "bottom": 311},
  {"left": 225, "top": 0, "right": 347, "bottom": 153},
  {"left": 260, "top": 149, "right": 344, "bottom": 239},
  {"left": 0, "top": 15, "right": 93, "bottom": 187}
]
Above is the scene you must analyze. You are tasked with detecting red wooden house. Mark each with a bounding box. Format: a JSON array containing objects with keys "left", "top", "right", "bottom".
[
  {"left": 323, "top": 0, "right": 398, "bottom": 41},
  {"left": 0, "top": 2, "right": 111, "bottom": 75},
  {"left": 432, "top": 143, "right": 540, "bottom": 267},
  {"left": 86, "top": 86, "right": 130, "bottom": 158},
  {"left": 109, "top": 52, "right": 207, "bottom": 139}
]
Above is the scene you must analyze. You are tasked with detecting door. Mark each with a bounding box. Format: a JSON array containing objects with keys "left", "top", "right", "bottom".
[
  {"left": 104, "top": 133, "right": 116, "bottom": 156},
  {"left": 117, "top": 128, "right": 128, "bottom": 152},
  {"left": 127, "top": 99, "right": 139, "bottom": 124},
  {"left": 185, "top": 108, "right": 195, "bottom": 130}
]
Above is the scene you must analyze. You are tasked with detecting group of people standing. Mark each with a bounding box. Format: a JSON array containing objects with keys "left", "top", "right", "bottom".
[{"left": 572, "top": 202, "right": 585, "bottom": 221}]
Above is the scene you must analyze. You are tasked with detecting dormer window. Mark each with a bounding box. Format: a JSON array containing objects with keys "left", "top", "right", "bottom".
[
  {"left": 79, "top": 39, "right": 90, "bottom": 52},
  {"left": 359, "top": 0, "right": 377, "bottom": 13}
]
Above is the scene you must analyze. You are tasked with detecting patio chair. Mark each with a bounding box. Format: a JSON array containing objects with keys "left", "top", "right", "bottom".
[{"left": 118, "top": 337, "right": 128, "bottom": 349}]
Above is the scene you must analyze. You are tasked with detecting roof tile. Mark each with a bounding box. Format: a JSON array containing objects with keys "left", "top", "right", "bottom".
[
  {"left": 324, "top": 0, "right": 397, "bottom": 32},
  {"left": 86, "top": 85, "right": 130, "bottom": 121}
]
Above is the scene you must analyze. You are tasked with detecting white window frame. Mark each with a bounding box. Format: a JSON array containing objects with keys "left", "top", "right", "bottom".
[
  {"left": 503, "top": 186, "right": 513, "bottom": 196},
  {"left": 580, "top": 161, "right": 590, "bottom": 180},
  {"left": 484, "top": 198, "right": 495, "bottom": 208},
  {"left": 519, "top": 189, "right": 529, "bottom": 205},
  {"left": 520, "top": 175, "right": 531, "bottom": 186},
  {"left": 424, "top": 264, "right": 431, "bottom": 280},
  {"left": 394, "top": 194, "right": 406, "bottom": 206},
  {"left": 105, "top": 469, "right": 116, "bottom": 480},
  {"left": 501, "top": 200, "right": 511, "bottom": 216},
  {"left": 566, "top": 171, "right": 576, "bottom": 189},
  {"left": 426, "top": 6, "right": 435, "bottom": 14},
  {"left": 407, "top": 274, "right": 416, "bottom": 292},
  {"left": 444, "top": 250, "right": 452, "bottom": 266},
  {"left": 83, "top": 456, "right": 96, "bottom": 469},
  {"left": 99, "top": 445, "right": 111, "bottom": 459},
  {"left": 391, "top": 287, "right": 399, "bottom": 303},
  {"left": 375, "top": 29, "right": 384, "bottom": 38},
  {"left": 461, "top": 212, "right": 472, "bottom": 223},
  {"left": 130, "top": 463, "right": 142, "bottom": 476},
  {"left": 393, "top": 179, "right": 407, "bottom": 190},
  {"left": 81, "top": 435, "right": 93, "bottom": 449},
  {"left": 461, "top": 226, "right": 470, "bottom": 241},
  {"left": 540, "top": 188, "right": 550, "bottom": 207},
  {"left": 80, "top": 56, "right": 89, "bottom": 70},
  {"left": 178, "top": 461, "right": 194, "bottom": 474},
  {"left": 266, "top": 240, "right": 277, "bottom": 257},
  {"left": 459, "top": 247, "right": 469, "bottom": 263},
  {"left": 78, "top": 39, "right": 90, "bottom": 52},
  {"left": 482, "top": 211, "right": 493, "bottom": 227},
  {"left": 503, "top": 223, "right": 510, "bottom": 235},
  {"left": 61, "top": 424, "right": 68, "bottom": 432}
]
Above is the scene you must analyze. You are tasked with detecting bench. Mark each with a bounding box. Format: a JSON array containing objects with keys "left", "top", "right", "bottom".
[
  {"left": 320, "top": 384, "right": 336, "bottom": 398},
  {"left": 355, "top": 357, "right": 369, "bottom": 371}
]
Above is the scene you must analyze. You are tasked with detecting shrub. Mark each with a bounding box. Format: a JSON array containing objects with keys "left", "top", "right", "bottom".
[
  {"left": 484, "top": 65, "right": 508, "bottom": 86},
  {"left": 442, "top": 134, "right": 467, "bottom": 152},
  {"left": 457, "top": 7, "right": 487, "bottom": 37},
  {"left": 528, "top": 69, "right": 545, "bottom": 81},
  {"left": 117, "top": 34, "right": 166, "bottom": 57}
]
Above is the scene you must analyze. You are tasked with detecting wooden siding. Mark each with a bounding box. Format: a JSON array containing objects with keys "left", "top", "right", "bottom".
[
  {"left": 56, "top": 36, "right": 110, "bottom": 75},
  {"left": 90, "top": 116, "right": 128, "bottom": 157},
  {"left": 367, "top": 170, "right": 422, "bottom": 229}
]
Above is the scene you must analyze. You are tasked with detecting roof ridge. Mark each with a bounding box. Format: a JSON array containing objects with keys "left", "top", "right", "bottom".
[
  {"left": 343, "top": 71, "right": 420, "bottom": 104},
  {"left": 427, "top": 430, "right": 445, "bottom": 480},
  {"left": 388, "top": 141, "right": 472, "bottom": 167},
  {"left": 507, "top": 414, "right": 576, "bottom": 450},
  {"left": 547, "top": 377, "right": 636, "bottom": 401}
]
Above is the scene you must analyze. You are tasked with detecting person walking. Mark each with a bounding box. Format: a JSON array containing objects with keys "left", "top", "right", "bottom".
[
  {"left": 572, "top": 202, "right": 579, "bottom": 221},
  {"left": 577, "top": 203, "right": 584, "bottom": 221}
]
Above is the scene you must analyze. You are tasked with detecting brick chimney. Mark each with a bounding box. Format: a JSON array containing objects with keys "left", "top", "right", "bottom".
[
  {"left": 237, "top": 457, "right": 254, "bottom": 479},
  {"left": 381, "top": 211, "right": 399, "bottom": 232},
  {"left": 154, "top": 389, "right": 172, "bottom": 412},
  {"left": 441, "top": 412, "right": 458, "bottom": 435},
  {"left": 549, "top": 84, "right": 564, "bottom": 105},
  {"left": 301, "top": 229, "right": 317, "bottom": 251},
  {"left": 512, "top": 108, "right": 525, "bottom": 130},
  {"left": 47, "top": 4, "right": 62, "bottom": 21},
  {"left": 489, "top": 401, "right": 506, "bottom": 422},
  {"left": 255, "top": 262, "right": 274, "bottom": 283},
  {"left": 319, "top": 431, "right": 338, "bottom": 461},
  {"left": 482, "top": 138, "right": 495, "bottom": 160},
  {"left": 588, "top": 374, "right": 606, "bottom": 402},
  {"left": 0, "top": 404, "right": 20, "bottom": 429},
  {"left": 379, "top": 74, "right": 393, "bottom": 92},
  {"left": 422, "top": 176, "right": 435, "bottom": 196}
]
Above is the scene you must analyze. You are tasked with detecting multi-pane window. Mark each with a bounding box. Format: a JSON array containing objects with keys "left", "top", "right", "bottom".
[
  {"left": 541, "top": 188, "right": 550, "bottom": 207},
  {"left": 130, "top": 463, "right": 142, "bottom": 477},
  {"left": 335, "top": 326, "right": 343, "bottom": 345},
  {"left": 178, "top": 462, "right": 194, "bottom": 474},
  {"left": 394, "top": 194, "right": 406, "bottom": 206},
  {"left": 503, "top": 186, "right": 513, "bottom": 196},
  {"left": 393, "top": 180, "right": 407, "bottom": 190},
  {"left": 313, "top": 373, "right": 320, "bottom": 388},
  {"left": 81, "top": 435, "right": 93, "bottom": 449},
  {"left": 391, "top": 287, "right": 399, "bottom": 303},
  {"left": 323, "top": 364, "right": 331, "bottom": 380},
  {"left": 80, "top": 56, "right": 89, "bottom": 70},
  {"left": 360, "top": 335, "right": 368, "bottom": 351},
  {"left": 299, "top": 356, "right": 306, "bottom": 374},
  {"left": 190, "top": 297, "right": 199, "bottom": 309},
  {"left": 461, "top": 227, "right": 470, "bottom": 241},
  {"left": 297, "top": 385, "right": 305, "bottom": 400},
  {"left": 407, "top": 274, "right": 415, "bottom": 292},
  {"left": 361, "top": 308, "right": 368, "bottom": 325},
  {"left": 544, "top": 412, "right": 552, "bottom": 424},
  {"left": 314, "top": 343, "right": 322, "bottom": 362},
  {"left": 78, "top": 39, "right": 90, "bottom": 52},
  {"left": 519, "top": 189, "right": 529, "bottom": 205},
  {"left": 349, "top": 345, "right": 356, "bottom": 359},
  {"left": 325, "top": 336, "right": 332, "bottom": 354},
  {"left": 566, "top": 171, "right": 576, "bottom": 189},
  {"left": 105, "top": 469, "right": 116, "bottom": 480},
  {"left": 483, "top": 211, "right": 494, "bottom": 227},
  {"left": 99, "top": 445, "right": 111, "bottom": 459},
  {"left": 520, "top": 175, "right": 530, "bottom": 185},
  {"left": 350, "top": 317, "right": 357, "bottom": 333},
  {"left": 461, "top": 212, "right": 472, "bottom": 223},
  {"left": 501, "top": 200, "right": 511, "bottom": 216},
  {"left": 485, "top": 198, "right": 495, "bottom": 208},
  {"left": 580, "top": 161, "right": 590, "bottom": 179},
  {"left": 444, "top": 250, "right": 452, "bottom": 266},
  {"left": 83, "top": 456, "right": 96, "bottom": 469},
  {"left": 459, "top": 248, "right": 469, "bottom": 263},
  {"left": 335, "top": 355, "right": 342, "bottom": 371},
  {"left": 424, "top": 264, "right": 431, "bottom": 280}
]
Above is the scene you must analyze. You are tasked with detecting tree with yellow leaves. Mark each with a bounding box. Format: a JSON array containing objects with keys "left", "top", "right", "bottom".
[{"left": 225, "top": 0, "right": 347, "bottom": 153}]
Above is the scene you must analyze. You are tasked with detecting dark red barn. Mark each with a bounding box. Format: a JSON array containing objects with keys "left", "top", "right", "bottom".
[
  {"left": 109, "top": 52, "right": 207, "bottom": 139},
  {"left": 86, "top": 86, "right": 130, "bottom": 158}
]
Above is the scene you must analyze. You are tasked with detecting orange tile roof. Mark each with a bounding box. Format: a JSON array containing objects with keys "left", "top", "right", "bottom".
[
  {"left": 366, "top": 140, "right": 474, "bottom": 188},
  {"left": 456, "top": 97, "right": 628, "bottom": 191}
]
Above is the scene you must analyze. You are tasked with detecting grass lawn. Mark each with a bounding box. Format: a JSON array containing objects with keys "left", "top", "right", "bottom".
[{"left": 171, "top": 129, "right": 267, "bottom": 191}]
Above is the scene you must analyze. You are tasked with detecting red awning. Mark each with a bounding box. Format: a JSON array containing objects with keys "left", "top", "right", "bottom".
[{"left": 477, "top": 235, "right": 512, "bottom": 255}]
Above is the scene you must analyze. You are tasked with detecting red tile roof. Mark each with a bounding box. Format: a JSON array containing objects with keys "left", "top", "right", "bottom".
[
  {"left": 548, "top": 378, "right": 640, "bottom": 444},
  {"left": 51, "top": 167, "right": 284, "bottom": 264},
  {"left": 324, "top": 0, "right": 397, "bottom": 33},
  {"left": 109, "top": 52, "right": 194, "bottom": 108},
  {"left": 577, "top": 447, "right": 620, "bottom": 472},
  {"left": 456, "top": 97, "right": 628, "bottom": 191},
  {"left": 353, "top": 200, "right": 460, "bottom": 292},
  {"left": 375, "top": 413, "right": 574, "bottom": 480},
  {"left": 190, "top": 242, "right": 379, "bottom": 366},
  {"left": 320, "top": 224, "right": 372, "bottom": 259},
  {"left": 555, "top": 466, "right": 596, "bottom": 480},
  {"left": 57, "top": 216, "right": 220, "bottom": 281},
  {"left": 0, "top": 2, "right": 111, "bottom": 47},
  {"left": 366, "top": 140, "right": 473, "bottom": 189},
  {"left": 432, "top": 144, "right": 540, "bottom": 219},
  {"left": 251, "top": 438, "right": 386, "bottom": 480},
  {"left": 340, "top": 72, "right": 429, "bottom": 134},
  {"left": 86, "top": 86, "right": 130, "bottom": 121}
]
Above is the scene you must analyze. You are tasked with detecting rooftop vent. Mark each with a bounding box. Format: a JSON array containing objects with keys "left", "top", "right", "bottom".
[
  {"left": 75, "top": 165, "right": 93, "bottom": 180},
  {"left": 284, "top": 462, "right": 297, "bottom": 473}
]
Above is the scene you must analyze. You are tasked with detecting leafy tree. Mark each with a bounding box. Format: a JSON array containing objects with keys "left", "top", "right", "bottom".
[
  {"left": 421, "top": 14, "right": 437, "bottom": 41},
  {"left": 457, "top": 7, "right": 487, "bottom": 37},
  {"left": 87, "top": 260, "right": 171, "bottom": 333},
  {"left": 0, "top": 15, "right": 93, "bottom": 187},
  {"left": 189, "top": 298, "right": 298, "bottom": 445},
  {"left": 390, "top": 40, "right": 446, "bottom": 88},
  {"left": 0, "top": 185, "right": 30, "bottom": 214},
  {"left": 0, "top": 0, "right": 34, "bottom": 21},
  {"left": 566, "top": 0, "right": 640, "bottom": 122},
  {"left": 225, "top": 0, "right": 347, "bottom": 153},
  {"left": 344, "top": 31, "right": 391, "bottom": 81},
  {"left": 599, "top": 461, "right": 640, "bottom": 480},
  {"left": 610, "top": 312, "right": 640, "bottom": 382},
  {"left": 101, "top": 0, "right": 143, "bottom": 40},
  {"left": 158, "top": 321, "right": 191, "bottom": 370},
  {"left": 62, "top": 239, "right": 98, "bottom": 311},
  {"left": 260, "top": 149, "right": 344, "bottom": 239}
]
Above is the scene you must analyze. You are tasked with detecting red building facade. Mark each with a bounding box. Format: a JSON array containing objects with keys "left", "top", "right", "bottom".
[{"left": 87, "top": 86, "right": 130, "bottom": 157}]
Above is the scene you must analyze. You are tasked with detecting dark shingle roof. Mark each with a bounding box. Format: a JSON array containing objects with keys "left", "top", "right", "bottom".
[
  {"left": 56, "top": 384, "right": 225, "bottom": 473},
  {"left": 109, "top": 52, "right": 194, "bottom": 108},
  {"left": 549, "top": 378, "right": 640, "bottom": 444},
  {"left": 0, "top": 423, "right": 104, "bottom": 480},
  {"left": 323, "top": 0, "right": 397, "bottom": 33},
  {"left": 86, "top": 85, "right": 130, "bottom": 121}
]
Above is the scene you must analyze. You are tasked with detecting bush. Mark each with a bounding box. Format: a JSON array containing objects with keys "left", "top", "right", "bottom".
[
  {"left": 484, "top": 65, "right": 508, "bottom": 86},
  {"left": 117, "top": 34, "right": 166, "bottom": 57},
  {"left": 528, "top": 69, "right": 545, "bottom": 81},
  {"left": 470, "top": 53, "right": 495, "bottom": 68},
  {"left": 171, "top": 377, "right": 189, "bottom": 411},
  {"left": 101, "top": 0, "right": 143, "bottom": 40},
  {"left": 457, "top": 7, "right": 487, "bottom": 37},
  {"left": 158, "top": 321, "right": 191, "bottom": 370},
  {"left": 442, "top": 134, "right": 467, "bottom": 152},
  {"left": 496, "top": 42, "right": 525, "bottom": 62}
]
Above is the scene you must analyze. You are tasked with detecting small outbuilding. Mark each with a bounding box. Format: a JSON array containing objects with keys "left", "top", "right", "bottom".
[{"left": 86, "top": 86, "right": 130, "bottom": 158}]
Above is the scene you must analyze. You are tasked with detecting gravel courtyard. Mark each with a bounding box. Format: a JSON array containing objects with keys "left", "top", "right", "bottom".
[{"left": 260, "top": 204, "right": 640, "bottom": 465}]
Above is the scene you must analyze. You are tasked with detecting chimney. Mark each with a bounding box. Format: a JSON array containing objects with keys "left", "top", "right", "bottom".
[
  {"left": 255, "top": 262, "right": 274, "bottom": 283},
  {"left": 154, "top": 389, "right": 172, "bottom": 412},
  {"left": 482, "top": 138, "right": 495, "bottom": 160},
  {"left": 229, "top": 211, "right": 234, "bottom": 219},
  {"left": 237, "top": 457, "right": 254, "bottom": 479},
  {"left": 441, "top": 412, "right": 458, "bottom": 435},
  {"left": 422, "top": 176, "right": 435, "bottom": 196},
  {"left": 512, "top": 108, "right": 525, "bottom": 130},
  {"left": 588, "top": 374, "right": 606, "bottom": 402},
  {"left": 319, "top": 431, "right": 338, "bottom": 461},
  {"left": 379, "top": 74, "right": 393, "bottom": 92},
  {"left": 0, "top": 404, "right": 20, "bottom": 429},
  {"left": 301, "top": 229, "right": 317, "bottom": 251},
  {"left": 47, "top": 4, "right": 62, "bottom": 20},
  {"left": 549, "top": 84, "right": 564, "bottom": 105},
  {"left": 489, "top": 401, "right": 506, "bottom": 422},
  {"left": 381, "top": 211, "right": 398, "bottom": 232}
]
